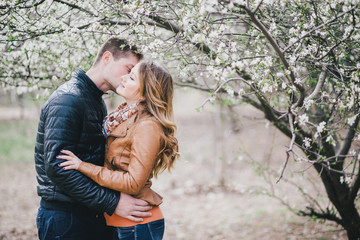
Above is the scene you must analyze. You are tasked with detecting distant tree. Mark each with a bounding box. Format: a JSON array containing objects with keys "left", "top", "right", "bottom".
[{"left": 1, "top": 0, "right": 359, "bottom": 238}]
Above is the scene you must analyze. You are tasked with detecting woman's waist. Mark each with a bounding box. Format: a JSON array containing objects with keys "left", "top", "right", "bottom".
[{"left": 105, "top": 206, "right": 163, "bottom": 227}]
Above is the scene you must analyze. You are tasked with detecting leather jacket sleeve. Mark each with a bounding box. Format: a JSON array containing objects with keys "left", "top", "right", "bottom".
[
  {"left": 43, "top": 94, "right": 120, "bottom": 215},
  {"left": 78, "top": 119, "right": 161, "bottom": 195}
]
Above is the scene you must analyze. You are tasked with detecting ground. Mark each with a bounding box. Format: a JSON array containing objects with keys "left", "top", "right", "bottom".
[
  {"left": 0, "top": 162, "right": 347, "bottom": 240},
  {"left": 0, "top": 89, "right": 349, "bottom": 239}
]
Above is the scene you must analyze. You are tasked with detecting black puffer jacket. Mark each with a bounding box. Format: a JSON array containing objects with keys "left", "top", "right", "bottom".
[{"left": 35, "top": 69, "right": 120, "bottom": 215}]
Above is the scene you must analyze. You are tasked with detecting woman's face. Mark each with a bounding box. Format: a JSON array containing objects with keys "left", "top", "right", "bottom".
[
  {"left": 116, "top": 63, "right": 143, "bottom": 104},
  {"left": 103, "top": 53, "right": 139, "bottom": 92}
]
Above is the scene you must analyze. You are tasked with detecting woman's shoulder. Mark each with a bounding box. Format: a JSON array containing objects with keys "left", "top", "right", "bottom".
[{"left": 136, "top": 114, "right": 162, "bottom": 131}]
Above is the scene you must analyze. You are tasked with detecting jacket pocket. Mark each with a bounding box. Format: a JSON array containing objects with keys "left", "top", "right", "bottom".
[{"left": 108, "top": 127, "right": 129, "bottom": 138}]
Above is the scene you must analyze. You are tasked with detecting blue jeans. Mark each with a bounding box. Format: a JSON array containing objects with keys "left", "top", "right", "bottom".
[
  {"left": 37, "top": 204, "right": 113, "bottom": 240},
  {"left": 113, "top": 219, "right": 165, "bottom": 240}
]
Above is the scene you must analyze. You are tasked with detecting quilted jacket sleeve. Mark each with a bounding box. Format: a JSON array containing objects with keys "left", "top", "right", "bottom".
[
  {"left": 43, "top": 94, "right": 120, "bottom": 215},
  {"left": 77, "top": 119, "right": 162, "bottom": 195}
]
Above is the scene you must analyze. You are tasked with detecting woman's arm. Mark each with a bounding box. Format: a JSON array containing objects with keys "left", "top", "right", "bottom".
[{"left": 58, "top": 119, "right": 161, "bottom": 195}]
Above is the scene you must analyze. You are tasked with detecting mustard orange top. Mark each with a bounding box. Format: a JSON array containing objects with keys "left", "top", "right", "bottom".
[{"left": 104, "top": 206, "right": 164, "bottom": 227}]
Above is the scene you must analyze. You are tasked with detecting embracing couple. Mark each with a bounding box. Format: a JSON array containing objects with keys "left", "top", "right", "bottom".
[{"left": 34, "top": 37, "right": 179, "bottom": 240}]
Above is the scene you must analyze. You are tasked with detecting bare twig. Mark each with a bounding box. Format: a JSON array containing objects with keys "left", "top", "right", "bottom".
[
  {"left": 253, "top": 0, "right": 264, "bottom": 14},
  {"left": 174, "top": 81, "right": 211, "bottom": 91},
  {"left": 199, "top": 78, "right": 245, "bottom": 109},
  {"left": 0, "top": 0, "right": 45, "bottom": 10},
  {"left": 53, "top": 0, "right": 96, "bottom": 16},
  {"left": 277, "top": 112, "right": 295, "bottom": 183}
]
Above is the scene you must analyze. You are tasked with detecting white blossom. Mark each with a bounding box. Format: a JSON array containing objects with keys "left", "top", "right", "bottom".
[
  {"left": 349, "top": 150, "right": 356, "bottom": 156},
  {"left": 303, "top": 137, "right": 311, "bottom": 148},
  {"left": 261, "top": 82, "right": 273, "bottom": 93},
  {"left": 238, "top": 88, "right": 245, "bottom": 96},
  {"left": 326, "top": 135, "right": 336, "bottom": 147},
  {"left": 348, "top": 114, "right": 358, "bottom": 126},
  {"left": 298, "top": 114, "right": 308, "bottom": 126},
  {"left": 317, "top": 121, "right": 326, "bottom": 133},
  {"left": 340, "top": 176, "right": 352, "bottom": 184},
  {"left": 209, "top": 96, "right": 216, "bottom": 103},
  {"left": 340, "top": 176, "right": 345, "bottom": 184},
  {"left": 304, "top": 99, "right": 314, "bottom": 111},
  {"left": 226, "top": 87, "right": 234, "bottom": 96}
]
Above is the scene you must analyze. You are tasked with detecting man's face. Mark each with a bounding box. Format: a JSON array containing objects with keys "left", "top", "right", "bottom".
[{"left": 103, "top": 53, "right": 139, "bottom": 92}]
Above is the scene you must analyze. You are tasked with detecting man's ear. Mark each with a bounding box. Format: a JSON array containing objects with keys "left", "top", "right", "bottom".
[{"left": 102, "top": 51, "right": 112, "bottom": 65}]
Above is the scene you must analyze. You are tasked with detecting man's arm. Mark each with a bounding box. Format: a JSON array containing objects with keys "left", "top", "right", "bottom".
[{"left": 43, "top": 94, "right": 119, "bottom": 215}]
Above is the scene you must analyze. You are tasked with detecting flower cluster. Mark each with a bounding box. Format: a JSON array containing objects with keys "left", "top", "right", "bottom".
[{"left": 1, "top": 0, "right": 359, "bottom": 174}]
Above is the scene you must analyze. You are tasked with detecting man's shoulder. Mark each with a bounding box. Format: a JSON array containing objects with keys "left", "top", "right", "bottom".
[{"left": 42, "top": 80, "right": 84, "bottom": 112}]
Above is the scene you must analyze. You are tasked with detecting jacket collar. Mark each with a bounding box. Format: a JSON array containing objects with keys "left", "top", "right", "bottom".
[
  {"left": 108, "top": 104, "right": 147, "bottom": 138},
  {"left": 73, "top": 68, "right": 105, "bottom": 98},
  {"left": 108, "top": 113, "right": 137, "bottom": 138}
]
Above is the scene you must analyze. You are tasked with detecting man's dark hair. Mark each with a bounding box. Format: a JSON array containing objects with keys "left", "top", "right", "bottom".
[{"left": 93, "top": 38, "right": 143, "bottom": 66}]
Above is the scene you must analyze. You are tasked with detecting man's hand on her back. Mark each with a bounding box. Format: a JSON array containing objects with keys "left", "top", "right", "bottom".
[{"left": 114, "top": 193, "right": 152, "bottom": 222}]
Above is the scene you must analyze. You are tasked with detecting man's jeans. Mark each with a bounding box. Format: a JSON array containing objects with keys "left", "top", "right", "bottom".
[
  {"left": 113, "top": 219, "right": 165, "bottom": 240},
  {"left": 36, "top": 201, "right": 113, "bottom": 240}
]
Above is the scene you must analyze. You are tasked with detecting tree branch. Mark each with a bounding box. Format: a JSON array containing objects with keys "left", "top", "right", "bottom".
[
  {"left": 349, "top": 158, "right": 360, "bottom": 202},
  {"left": 299, "top": 206, "right": 342, "bottom": 225},
  {"left": 277, "top": 111, "right": 294, "bottom": 183},
  {"left": 283, "top": 6, "right": 357, "bottom": 53},
  {"left": 174, "top": 81, "right": 211, "bottom": 91},
  {"left": 146, "top": 13, "right": 216, "bottom": 59},
  {"left": 53, "top": 0, "right": 96, "bottom": 16},
  {"left": 238, "top": 5, "right": 305, "bottom": 109},
  {"left": 304, "top": 64, "right": 327, "bottom": 102},
  {"left": 199, "top": 78, "right": 246, "bottom": 108},
  {"left": 253, "top": 0, "right": 264, "bottom": 14},
  {"left": 0, "top": 0, "right": 45, "bottom": 10},
  {"left": 337, "top": 116, "right": 360, "bottom": 164}
]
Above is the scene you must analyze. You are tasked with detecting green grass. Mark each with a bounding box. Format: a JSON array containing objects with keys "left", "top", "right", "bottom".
[{"left": 0, "top": 119, "right": 38, "bottom": 164}]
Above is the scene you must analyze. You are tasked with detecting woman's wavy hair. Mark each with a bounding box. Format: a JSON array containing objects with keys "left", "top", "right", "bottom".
[{"left": 138, "top": 61, "right": 179, "bottom": 177}]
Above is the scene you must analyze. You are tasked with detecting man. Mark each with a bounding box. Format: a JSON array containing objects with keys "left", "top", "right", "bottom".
[{"left": 35, "top": 38, "right": 152, "bottom": 240}]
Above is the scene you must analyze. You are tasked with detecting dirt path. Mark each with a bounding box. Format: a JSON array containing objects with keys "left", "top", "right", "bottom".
[{"left": 0, "top": 161, "right": 347, "bottom": 240}]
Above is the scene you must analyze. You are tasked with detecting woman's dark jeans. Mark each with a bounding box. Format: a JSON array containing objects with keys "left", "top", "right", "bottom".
[{"left": 113, "top": 219, "right": 165, "bottom": 240}]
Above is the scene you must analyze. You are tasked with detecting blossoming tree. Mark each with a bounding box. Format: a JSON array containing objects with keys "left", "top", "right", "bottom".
[{"left": 1, "top": 0, "right": 359, "bottom": 238}]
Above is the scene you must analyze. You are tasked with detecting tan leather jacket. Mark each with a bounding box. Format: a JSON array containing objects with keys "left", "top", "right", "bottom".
[{"left": 78, "top": 110, "right": 163, "bottom": 206}]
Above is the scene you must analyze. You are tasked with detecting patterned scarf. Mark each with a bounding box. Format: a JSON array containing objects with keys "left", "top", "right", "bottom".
[{"left": 102, "top": 102, "right": 139, "bottom": 137}]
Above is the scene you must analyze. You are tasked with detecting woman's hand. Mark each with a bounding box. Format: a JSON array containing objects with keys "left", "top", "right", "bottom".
[{"left": 57, "top": 150, "right": 82, "bottom": 170}]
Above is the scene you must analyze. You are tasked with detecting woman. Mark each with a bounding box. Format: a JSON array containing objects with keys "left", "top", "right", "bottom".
[{"left": 57, "top": 60, "right": 179, "bottom": 240}]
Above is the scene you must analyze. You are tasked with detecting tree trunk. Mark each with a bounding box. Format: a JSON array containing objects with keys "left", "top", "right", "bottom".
[
  {"left": 338, "top": 203, "right": 360, "bottom": 240},
  {"left": 214, "top": 101, "right": 226, "bottom": 187},
  {"left": 269, "top": 118, "right": 360, "bottom": 239},
  {"left": 312, "top": 162, "right": 360, "bottom": 239}
]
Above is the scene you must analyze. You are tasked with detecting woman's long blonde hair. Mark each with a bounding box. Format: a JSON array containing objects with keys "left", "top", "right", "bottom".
[{"left": 138, "top": 61, "right": 179, "bottom": 177}]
